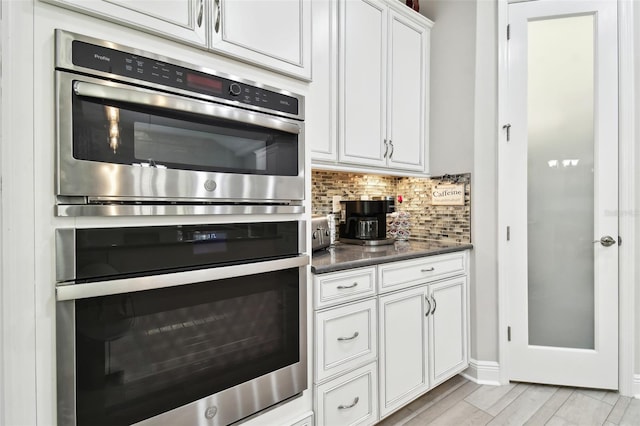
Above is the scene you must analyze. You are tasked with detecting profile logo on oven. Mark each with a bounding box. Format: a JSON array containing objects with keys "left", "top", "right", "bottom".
[{"left": 93, "top": 53, "right": 110, "bottom": 62}]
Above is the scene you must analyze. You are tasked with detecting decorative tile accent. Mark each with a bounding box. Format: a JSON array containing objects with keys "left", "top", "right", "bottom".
[{"left": 311, "top": 171, "right": 471, "bottom": 243}]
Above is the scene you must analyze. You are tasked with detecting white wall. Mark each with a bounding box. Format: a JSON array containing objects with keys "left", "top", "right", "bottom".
[
  {"left": 635, "top": 1, "right": 640, "bottom": 377},
  {"left": 422, "top": 0, "right": 500, "bottom": 369},
  {"left": 423, "top": 0, "right": 477, "bottom": 177},
  {"left": 471, "top": 0, "right": 499, "bottom": 365}
]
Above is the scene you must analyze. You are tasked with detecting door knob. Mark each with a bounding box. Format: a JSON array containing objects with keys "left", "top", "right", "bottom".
[{"left": 593, "top": 235, "right": 616, "bottom": 247}]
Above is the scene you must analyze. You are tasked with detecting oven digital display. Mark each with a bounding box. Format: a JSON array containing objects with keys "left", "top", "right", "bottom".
[
  {"left": 193, "top": 231, "right": 227, "bottom": 254},
  {"left": 186, "top": 73, "right": 223, "bottom": 94}
]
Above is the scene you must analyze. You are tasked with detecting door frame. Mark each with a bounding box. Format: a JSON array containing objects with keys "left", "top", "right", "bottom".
[{"left": 497, "top": 0, "right": 636, "bottom": 395}]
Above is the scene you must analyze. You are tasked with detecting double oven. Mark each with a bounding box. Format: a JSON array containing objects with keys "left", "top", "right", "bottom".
[{"left": 53, "top": 30, "right": 308, "bottom": 426}]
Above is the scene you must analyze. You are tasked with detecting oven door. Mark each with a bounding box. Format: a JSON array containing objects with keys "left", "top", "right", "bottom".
[
  {"left": 56, "top": 256, "right": 308, "bottom": 426},
  {"left": 55, "top": 71, "right": 305, "bottom": 207}
]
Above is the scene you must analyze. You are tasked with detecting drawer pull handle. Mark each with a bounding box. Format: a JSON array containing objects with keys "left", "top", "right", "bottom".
[
  {"left": 421, "top": 267, "right": 435, "bottom": 272},
  {"left": 431, "top": 295, "right": 437, "bottom": 314},
  {"left": 337, "top": 282, "right": 358, "bottom": 290},
  {"left": 337, "top": 331, "right": 359, "bottom": 341},
  {"left": 338, "top": 396, "right": 360, "bottom": 410}
]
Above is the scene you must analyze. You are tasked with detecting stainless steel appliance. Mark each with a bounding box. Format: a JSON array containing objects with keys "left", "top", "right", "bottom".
[
  {"left": 54, "top": 30, "right": 305, "bottom": 217},
  {"left": 55, "top": 221, "right": 307, "bottom": 426},
  {"left": 339, "top": 199, "right": 395, "bottom": 245},
  {"left": 311, "top": 215, "right": 330, "bottom": 252}
]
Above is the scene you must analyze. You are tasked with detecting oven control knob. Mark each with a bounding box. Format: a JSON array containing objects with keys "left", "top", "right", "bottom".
[
  {"left": 229, "top": 83, "right": 242, "bottom": 96},
  {"left": 204, "top": 179, "right": 217, "bottom": 192}
]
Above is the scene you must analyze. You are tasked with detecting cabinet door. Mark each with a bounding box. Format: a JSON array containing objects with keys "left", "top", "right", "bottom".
[
  {"left": 42, "top": 0, "right": 207, "bottom": 46},
  {"left": 386, "top": 7, "right": 430, "bottom": 172},
  {"left": 210, "top": 0, "right": 311, "bottom": 80},
  {"left": 309, "top": 0, "right": 338, "bottom": 162},
  {"left": 428, "top": 276, "right": 468, "bottom": 387},
  {"left": 338, "top": 0, "right": 388, "bottom": 168},
  {"left": 378, "top": 285, "right": 429, "bottom": 418}
]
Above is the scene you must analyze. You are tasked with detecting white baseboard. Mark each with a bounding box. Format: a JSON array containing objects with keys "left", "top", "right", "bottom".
[
  {"left": 460, "top": 359, "right": 502, "bottom": 386},
  {"left": 633, "top": 374, "right": 640, "bottom": 399}
]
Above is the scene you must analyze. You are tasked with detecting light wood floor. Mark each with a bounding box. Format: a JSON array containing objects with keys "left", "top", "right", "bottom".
[{"left": 376, "top": 375, "right": 640, "bottom": 426}]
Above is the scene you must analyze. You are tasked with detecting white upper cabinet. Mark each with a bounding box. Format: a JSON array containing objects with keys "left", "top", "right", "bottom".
[
  {"left": 41, "top": 0, "right": 207, "bottom": 46},
  {"left": 386, "top": 5, "right": 430, "bottom": 172},
  {"left": 307, "top": 0, "right": 338, "bottom": 161},
  {"left": 307, "top": 0, "right": 433, "bottom": 174},
  {"left": 42, "top": 0, "right": 312, "bottom": 80},
  {"left": 210, "top": 0, "right": 312, "bottom": 80},
  {"left": 312, "top": 0, "right": 432, "bottom": 174},
  {"left": 338, "top": 0, "right": 388, "bottom": 169}
]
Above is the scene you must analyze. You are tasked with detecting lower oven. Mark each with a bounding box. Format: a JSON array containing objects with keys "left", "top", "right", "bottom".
[{"left": 55, "top": 221, "right": 308, "bottom": 426}]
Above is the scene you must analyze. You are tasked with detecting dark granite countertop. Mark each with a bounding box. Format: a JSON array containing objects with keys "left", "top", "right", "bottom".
[{"left": 311, "top": 240, "right": 473, "bottom": 274}]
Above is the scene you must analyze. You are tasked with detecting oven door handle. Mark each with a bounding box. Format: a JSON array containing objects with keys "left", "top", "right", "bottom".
[
  {"left": 56, "top": 254, "right": 309, "bottom": 301},
  {"left": 73, "top": 80, "right": 301, "bottom": 135}
]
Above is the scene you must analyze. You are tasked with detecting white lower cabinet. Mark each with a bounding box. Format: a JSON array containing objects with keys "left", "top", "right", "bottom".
[
  {"left": 429, "top": 277, "right": 468, "bottom": 387},
  {"left": 313, "top": 251, "right": 469, "bottom": 425},
  {"left": 378, "top": 275, "right": 468, "bottom": 418},
  {"left": 378, "top": 286, "right": 430, "bottom": 417},
  {"left": 315, "top": 362, "right": 378, "bottom": 426}
]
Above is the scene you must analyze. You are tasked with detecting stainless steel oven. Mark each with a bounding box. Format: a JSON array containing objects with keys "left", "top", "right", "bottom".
[
  {"left": 55, "top": 221, "right": 307, "bottom": 426},
  {"left": 54, "top": 29, "right": 305, "bottom": 217}
]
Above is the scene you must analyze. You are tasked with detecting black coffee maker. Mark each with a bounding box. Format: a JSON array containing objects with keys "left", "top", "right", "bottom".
[{"left": 339, "top": 198, "right": 395, "bottom": 245}]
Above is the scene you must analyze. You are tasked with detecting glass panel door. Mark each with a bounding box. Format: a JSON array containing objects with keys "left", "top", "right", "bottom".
[{"left": 506, "top": 0, "right": 618, "bottom": 389}]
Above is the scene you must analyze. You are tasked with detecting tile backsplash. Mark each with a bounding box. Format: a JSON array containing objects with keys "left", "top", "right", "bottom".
[{"left": 311, "top": 171, "right": 471, "bottom": 243}]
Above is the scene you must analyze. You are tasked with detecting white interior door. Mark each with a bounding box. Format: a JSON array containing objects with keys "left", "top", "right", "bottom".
[{"left": 505, "top": 0, "right": 618, "bottom": 389}]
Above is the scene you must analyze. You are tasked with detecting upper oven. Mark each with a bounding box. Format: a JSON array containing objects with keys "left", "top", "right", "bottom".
[{"left": 54, "top": 30, "right": 305, "bottom": 217}]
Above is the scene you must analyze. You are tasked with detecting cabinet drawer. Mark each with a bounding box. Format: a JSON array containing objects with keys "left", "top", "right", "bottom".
[
  {"left": 378, "top": 252, "right": 467, "bottom": 293},
  {"left": 315, "top": 298, "right": 377, "bottom": 383},
  {"left": 315, "top": 362, "right": 378, "bottom": 426},
  {"left": 314, "top": 266, "right": 376, "bottom": 309}
]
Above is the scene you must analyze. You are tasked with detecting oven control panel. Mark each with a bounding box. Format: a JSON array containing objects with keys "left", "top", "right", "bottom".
[{"left": 68, "top": 40, "right": 299, "bottom": 116}]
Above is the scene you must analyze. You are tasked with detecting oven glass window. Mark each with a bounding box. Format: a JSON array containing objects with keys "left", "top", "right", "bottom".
[
  {"left": 71, "top": 91, "right": 299, "bottom": 176},
  {"left": 74, "top": 268, "right": 300, "bottom": 426}
]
